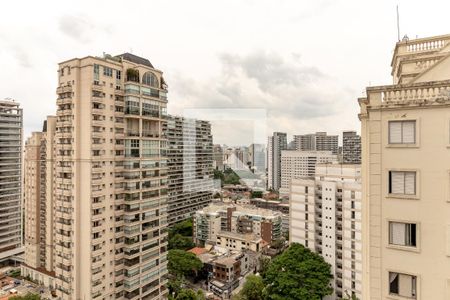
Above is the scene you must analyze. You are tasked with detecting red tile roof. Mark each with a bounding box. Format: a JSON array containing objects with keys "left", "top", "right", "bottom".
[{"left": 188, "top": 247, "right": 208, "bottom": 256}]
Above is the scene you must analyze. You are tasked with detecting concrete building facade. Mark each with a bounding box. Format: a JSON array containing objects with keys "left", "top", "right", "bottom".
[
  {"left": 23, "top": 116, "right": 57, "bottom": 287},
  {"left": 267, "top": 132, "right": 287, "bottom": 190},
  {"left": 23, "top": 53, "right": 170, "bottom": 299},
  {"left": 279, "top": 150, "right": 337, "bottom": 196},
  {"left": 0, "top": 100, "right": 23, "bottom": 262},
  {"left": 248, "top": 143, "right": 265, "bottom": 174},
  {"left": 294, "top": 132, "right": 339, "bottom": 155},
  {"left": 342, "top": 131, "right": 361, "bottom": 164},
  {"left": 193, "top": 203, "right": 282, "bottom": 246},
  {"left": 360, "top": 34, "right": 450, "bottom": 299},
  {"left": 165, "top": 115, "right": 213, "bottom": 224},
  {"left": 290, "top": 164, "right": 362, "bottom": 299}
]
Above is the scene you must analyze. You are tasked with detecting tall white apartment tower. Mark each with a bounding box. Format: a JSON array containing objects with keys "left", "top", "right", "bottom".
[
  {"left": 279, "top": 150, "right": 337, "bottom": 196},
  {"left": 267, "top": 132, "right": 287, "bottom": 190},
  {"left": 0, "top": 100, "right": 23, "bottom": 262},
  {"left": 290, "top": 164, "right": 362, "bottom": 299},
  {"left": 24, "top": 53, "right": 170, "bottom": 299},
  {"left": 165, "top": 115, "right": 213, "bottom": 224},
  {"left": 360, "top": 34, "right": 450, "bottom": 299}
]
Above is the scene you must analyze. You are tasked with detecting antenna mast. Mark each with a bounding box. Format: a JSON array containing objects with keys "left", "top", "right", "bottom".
[{"left": 396, "top": 5, "right": 400, "bottom": 42}]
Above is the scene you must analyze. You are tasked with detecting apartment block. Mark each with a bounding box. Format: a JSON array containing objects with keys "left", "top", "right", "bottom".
[
  {"left": 23, "top": 53, "right": 170, "bottom": 299},
  {"left": 223, "top": 147, "right": 249, "bottom": 170},
  {"left": 213, "top": 144, "right": 224, "bottom": 171},
  {"left": 279, "top": 150, "right": 337, "bottom": 196},
  {"left": 23, "top": 116, "right": 56, "bottom": 287},
  {"left": 294, "top": 132, "right": 339, "bottom": 154},
  {"left": 360, "top": 34, "right": 450, "bottom": 299},
  {"left": 0, "top": 100, "right": 23, "bottom": 262},
  {"left": 290, "top": 164, "right": 362, "bottom": 299},
  {"left": 165, "top": 115, "right": 213, "bottom": 225},
  {"left": 342, "top": 131, "right": 361, "bottom": 164},
  {"left": 193, "top": 202, "right": 282, "bottom": 246},
  {"left": 267, "top": 132, "right": 287, "bottom": 190},
  {"left": 248, "top": 143, "right": 266, "bottom": 173}
]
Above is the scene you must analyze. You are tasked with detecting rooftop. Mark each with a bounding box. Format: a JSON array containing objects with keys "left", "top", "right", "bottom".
[
  {"left": 217, "top": 231, "right": 262, "bottom": 242},
  {"left": 188, "top": 247, "right": 208, "bottom": 256},
  {"left": 115, "top": 52, "right": 154, "bottom": 68},
  {"left": 197, "top": 202, "right": 283, "bottom": 218}
]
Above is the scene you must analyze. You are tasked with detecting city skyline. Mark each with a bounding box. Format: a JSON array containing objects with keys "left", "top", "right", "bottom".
[{"left": 1, "top": 0, "right": 448, "bottom": 145}]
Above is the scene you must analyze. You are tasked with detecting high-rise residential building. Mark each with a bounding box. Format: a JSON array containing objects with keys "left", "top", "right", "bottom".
[
  {"left": 294, "top": 132, "right": 339, "bottom": 154},
  {"left": 213, "top": 144, "right": 224, "bottom": 171},
  {"left": 290, "top": 164, "right": 362, "bottom": 299},
  {"left": 248, "top": 143, "right": 265, "bottom": 173},
  {"left": 23, "top": 116, "right": 56, "bottom": 287},
  {"left": 223, "top": 147, "right": 249, "bottom": 170},
  {"left": 193, "top": 202, "right": 283, "bottom": 246},
  {"left": 279, "top": 150, "right": 337, "bottom": 196},
  {"left": 165, "top": 115, "right": 213, "bottom": 225},
  {"left": 23, "top": 53, "right": 169, "bottom": 299},
  {"left": 342, "top": 131, "right": 361, "bottom": 164},
  {"left": 0, "top": 100, "right": 23, "bottom": 262},
  {"left": 360, "top": 34, "right": 450, "bottom": 299},
  {"left": 267, "top": 132, "right": 287, "bottom": 190}
]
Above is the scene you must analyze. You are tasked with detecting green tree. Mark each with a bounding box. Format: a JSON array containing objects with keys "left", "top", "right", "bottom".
[
  {"left": 251, "top": 191, "right": 263, "bottom": 198},
  {"left": 259, "top": 256, "right": 271, "bottom": 276},
  {"left": 169, "top": 219, "right": 193, "bottom": 239},
  {"left": 10, "top": 294, "right": 40, "bottom": 300},
  {"left": 263, "top": 243, "right": 333, "bottom": 300},
  {"left": 175, "top": 289, "right": 205, "bottom": 300},
  {"left": 169, "top": 233, "right": 195, "bottom": 250},
  {"left": 168, "top": 249, "right": 203, "bottom": 277},
  {"left": 240, "top": 275, "right": 265, "bottom": 300},
  {"left": 340, "top": 292, "right": 360, "bottom": 300},
  {"left": 167, "top": 277, "right": 183, "bottom": 296}
]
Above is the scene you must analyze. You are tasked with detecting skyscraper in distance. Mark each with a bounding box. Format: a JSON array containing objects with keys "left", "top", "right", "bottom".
[{"left": 267, "top": 132, "right": 287, "bottom": 190}]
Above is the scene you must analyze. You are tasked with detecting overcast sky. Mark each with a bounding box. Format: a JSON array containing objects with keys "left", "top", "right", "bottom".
[{"left": 0, "top": 0, "right": 447, "bottom": 146}]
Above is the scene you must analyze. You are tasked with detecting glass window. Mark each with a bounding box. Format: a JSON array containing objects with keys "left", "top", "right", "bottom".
[
  {"left": 389, "top": 171, "right": 416, "bottom": 195},
  {"left": 389, "top": 272, "right": 416, "bottom": 298},
  {"left": 389, "top": 222, "right": 417, "bottom": 247},
  {"left": 389, "top": 120, "right": 416, "bottom": 144},
  {"left": 103, "top": 67, "right": 113, "bottom": 77},
  {"left": 124, "top": 84, "right": 140, "bottom": 95},
  {"left": 142, "top": 72, "right": 159, "bottom": 88}
]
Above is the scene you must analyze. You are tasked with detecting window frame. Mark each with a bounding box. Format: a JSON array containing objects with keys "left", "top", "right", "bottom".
[
  {"left": 388, "top": 271, "right": 417, "bottom": 299},
  {"left": 388, "top": 221, "right": 417, "bottom": 247},
  {"left": 388, "top": 170, "right": 417, "bottom": 196},
  {"left": 388, "top": 120, "right": 416, "bottom": 145}
]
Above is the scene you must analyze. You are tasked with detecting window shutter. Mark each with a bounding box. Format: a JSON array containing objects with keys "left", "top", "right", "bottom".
[
  {"left": 402, "top": 121, "right": 415, "bottom": 143},
  {"left": 390, "top": 222, "right": 405, "bottom": 245},
  {"left": 404, "top": 172, "right": 416, "bottom": 195},
  {"left": 389, "top": 122, "right": 402, "bottom": 143},
  {"left": 399, "top": 274, "right": 414, "bottom": 298},
  {"left": 391, "top": 172, "right": 405, "bottom": 194}
]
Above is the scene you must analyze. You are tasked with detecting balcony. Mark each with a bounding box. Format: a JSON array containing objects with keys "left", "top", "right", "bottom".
[
  {"left": 57, "top": 85, "right": 73, "bottom": 94},
  {"left": 92, "top": 84, "right": 104, "bottom": 92},
  {"left": 56, "top": 109, "right": 72, "bottom": 117}
]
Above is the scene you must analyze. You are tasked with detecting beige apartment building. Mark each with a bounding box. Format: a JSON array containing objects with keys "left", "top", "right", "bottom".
[
  {"left": 290, "top": 164, "right": 362, "bottom": 299},
  {"left": 360, "top": 34, "right": 450, "bottom": 299},
  {"left": 23, "top": 116, "right": 56, "bottom": 287},
  {"left": 23, "top": 53, "right": 169, "bottom": 299}
]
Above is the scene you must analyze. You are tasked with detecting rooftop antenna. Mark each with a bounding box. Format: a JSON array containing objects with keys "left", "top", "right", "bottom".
[{"left": 396, "top": 5, "right": 400, "bottom": 42}]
